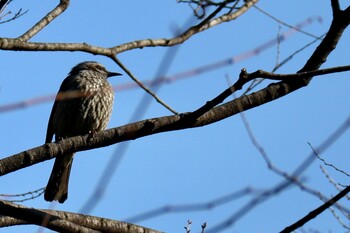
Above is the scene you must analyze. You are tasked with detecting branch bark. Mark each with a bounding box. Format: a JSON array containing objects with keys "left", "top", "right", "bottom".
[
  {"left": 0, "top": 200, "right": 161, "bottom": 233},
  {"left": 0, "top": 200, "right": 99, "bottom": 233},
  {"left": 18, "top": 0, "right": 70, "bottom": 41}
]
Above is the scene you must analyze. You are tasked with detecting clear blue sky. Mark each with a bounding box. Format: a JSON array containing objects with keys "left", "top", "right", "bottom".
[{"left": 1, "top": 1, "right": 350, "bottom": 232}]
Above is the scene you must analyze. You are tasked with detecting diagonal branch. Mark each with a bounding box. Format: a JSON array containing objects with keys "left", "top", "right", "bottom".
[
  {"left": 110, "top": 56, "right": 178, "bottom": 114},
  {"left": 19, "top": 0, "right": 69, "bottom": 41},
  {"left": 0, "top": 0, "right": 11, "bottom": 13},
  {"left": 184, "top": 62, "right": 350, "bottom": 121},
  {"left": 111, "top": 0, "right": 258, "bottom": 53},
  {"left": 280, "top": 186, "right": 350, "bottom": 233},
  {"left": 1, "top": 64, "right": 350, "bottom": 177}
]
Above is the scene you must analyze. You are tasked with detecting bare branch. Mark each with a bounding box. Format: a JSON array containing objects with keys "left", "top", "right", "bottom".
[
  {"left": 310, "top": 142, "right": 350, "bottom": 177},
  {"left": 18, "top": 0, "right": 70, "bottom": 41},
  {"left": 125, "top": 187, "right": 255, "bottom": 222},
  {"left": 0, "top": 200, "right": 161, "bottom": 233},
  {"left": 280, "top": 186, "right": 350, "bottom": 233},
  {"left": 110, "top": 56, "right": 178, "bottom": 114},
  {"left": 111, "top": 0, "right": 258, "bottom": 53},
  {"left": 300, "top": 4, "right": 350, "bottom": 74},
  {"left": 0, "top": 0, "right": 11, "bottom": 14},
  {"left": 0, "top": 188, "right": 45, "bottom": 203},
  {"left": 178, "top": 0, "right": 240, "bottom": 19},
  {"left": 0, "top": 200, "right": 99, "bottom": 233},
  {"left": 253, "top": 5, "right": 322, "bottom": 39},
  {"left": 0, "top": 0, "right": 258, "bottom": 54},
  {"left": 0, "top": 8, "right": 28, "bottom": 24},
  {"left": 331, "top": 0, "right": 341, "bottom": 15},
  {"left": 185, "top": 62, "right": 350, "bottom": 122},
  {"left": 246, "top": 64, "right": 350, "bottom": 81}
]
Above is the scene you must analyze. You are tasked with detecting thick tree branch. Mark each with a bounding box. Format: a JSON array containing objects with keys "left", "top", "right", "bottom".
[
  {"left": 0, "top": 200, "right": 99, "bottom": 233},
  {"left": 0, "top": 201, "right": 161, "bottom": 233},
  {"left": 331, "top": 0, "right": 341, "bottom": 15},
  {"left": 1, "top": 63, "right": 350, "bottom": 176},
  {"left": 300, "top": 4, "right": 350, "bottom": 73}
]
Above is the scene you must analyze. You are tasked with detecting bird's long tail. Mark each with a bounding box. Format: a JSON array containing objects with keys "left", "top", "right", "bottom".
[{"left": 44, "top": 153, "right": 74, "bottom": 203}]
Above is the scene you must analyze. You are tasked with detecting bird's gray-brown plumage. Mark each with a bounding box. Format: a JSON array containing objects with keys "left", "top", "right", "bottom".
[{"left": 44, "top": 61, "right": 121, "bottom": 203}]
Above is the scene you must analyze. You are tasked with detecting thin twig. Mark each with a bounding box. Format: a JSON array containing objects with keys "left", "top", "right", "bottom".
[
  {"left": 244, "top": 64, "right": 350, "bottom": 81},
  {"left": 328, "top": 205, "right": 350, "bottom": 230},
  {"left": 110, "top": 56, "right": 178, "bottom": 115},
  {"left": 0, "top": 8, "right": 28, "bottom": 24},
  {"left": 184, "top": 219, "right": 192, "bottom": 233},
  {"left": 241, "top": 32, "right": 326, "bottom": 96},
  {"left": 124, "top": 187, "right": 256, "bottom": 222},
  {"left": 254, "top": 5, "right": 322, "bottom": 39},
  {"left": 201, "top": 222, "right": 207, "bottom": 233},
  {"left": 0, "top": 188, "right": 45, "bottom": 203},
  {"left": 309, "top": 142, "right": 350, "bottom": 177}
]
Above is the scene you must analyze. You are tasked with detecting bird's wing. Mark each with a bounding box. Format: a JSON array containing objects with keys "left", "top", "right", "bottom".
[
  {"left": 45, "top": 99, "right": 58, "bottom": 143},
  {"left": 45, "top": 76, "right": 75, "bottom": 143}
]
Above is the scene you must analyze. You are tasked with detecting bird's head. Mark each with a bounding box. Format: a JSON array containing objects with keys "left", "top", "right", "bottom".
[{"left": 70, "top": 61, "right": 122, "bottom": 78}]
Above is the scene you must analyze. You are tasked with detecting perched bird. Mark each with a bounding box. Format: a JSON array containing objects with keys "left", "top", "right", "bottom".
[{"left": 44, "top": 61, "right": 121, "bottom": 203}]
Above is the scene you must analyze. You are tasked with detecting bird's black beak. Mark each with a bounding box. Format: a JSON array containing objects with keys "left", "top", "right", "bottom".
[{"left": 107, "top": 72, "right": 122, "bottom": 78}]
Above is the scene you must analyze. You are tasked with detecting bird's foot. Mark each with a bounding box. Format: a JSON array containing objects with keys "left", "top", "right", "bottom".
[{"left": 88, "top": 130, "right": 97, "bottom": 141}]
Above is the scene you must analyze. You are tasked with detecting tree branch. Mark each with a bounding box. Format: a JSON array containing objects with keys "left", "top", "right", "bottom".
[
  {"left": 110, "top": 56, "right": 178, "bottom": 115},
  {"left": 0, "top": 0, "right": 258, "bottom": 54},
  {"left": 280, "top": 186, "right": 350, "bottom": 233},
  {"left": 1, "top": 63, "right": 350, "bottom": 176},
  {"left": 0, "top": 200, "right": 99, "bottom": 233},
  {"left": 19, "top": 0, "right": 69, "bottom": 41},
  {"left": 0, "top": 201, "right": 161, "bottom": 233},
  {"left": 246, "top": 64, "right": 350, "bottom": 81},
  {"left": 331, "top": 0, "right": 340, "bottom": 15},
  {"left": 0, "top": 0, "right": 11, "bottom": 13},
  {"left": 112, "top": 0, "right": 258, "bottom": 53}
]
